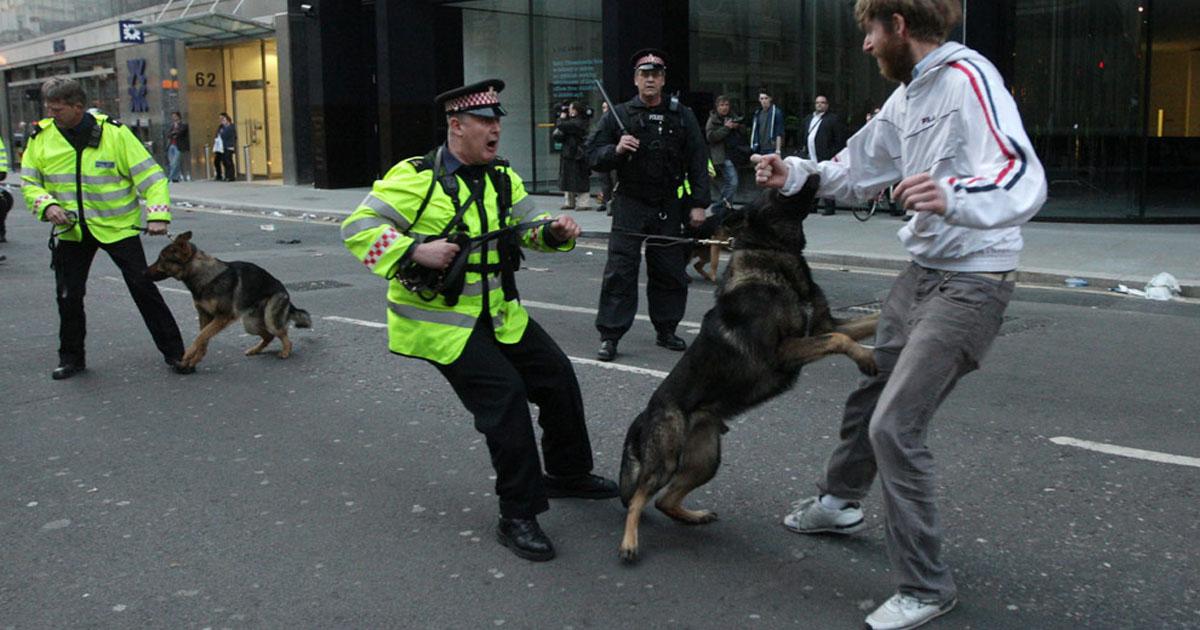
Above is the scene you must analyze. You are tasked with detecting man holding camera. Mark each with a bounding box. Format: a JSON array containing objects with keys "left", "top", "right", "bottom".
[
  {"left": 341, "top": 79, "right": 618, "bottom": 562},
  {"left": 705, "top": 95, "right": 746, "bottom": 212},
  {"left": 587, "top": 48, "right": 711, "bottom": 362}
]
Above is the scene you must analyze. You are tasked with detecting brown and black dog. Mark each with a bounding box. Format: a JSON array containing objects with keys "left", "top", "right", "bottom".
[
  {"left": 146, "top": 231, "right": 311, "bottom": 370},
  {"left": 618, "top": 177, "right": 879, "bottom": 562}
]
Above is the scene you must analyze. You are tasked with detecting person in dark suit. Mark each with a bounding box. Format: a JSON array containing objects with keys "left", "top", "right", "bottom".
[
  {"left": 799, "top": 95, "right": 848, "bottom": 215},
  {"left": 213, "top": 113, "right": 237, "bottom": 181}
]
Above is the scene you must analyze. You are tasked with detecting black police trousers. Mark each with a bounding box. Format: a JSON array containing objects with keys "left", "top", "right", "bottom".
[
  {"left": 53, "top": 224, "right": 186, "bottom": 366},
  {"left": 432, "top": 317, "right": 595, "bottom": 519},
  {"left": 595, "top": 193, "right": 689, "bottom": 341}
]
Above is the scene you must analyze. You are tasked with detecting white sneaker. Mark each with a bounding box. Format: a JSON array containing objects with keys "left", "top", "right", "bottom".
[
  {"left": 782, "top": 496, "right": 865, "bottom": 535},
  {"left": 865, "top": 593, "right": 957, "bottom": 630}
]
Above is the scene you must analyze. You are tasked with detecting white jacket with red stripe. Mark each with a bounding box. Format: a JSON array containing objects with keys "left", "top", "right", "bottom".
[{"left": 781, "top": 43, "right": 1046, "bottom": 273}]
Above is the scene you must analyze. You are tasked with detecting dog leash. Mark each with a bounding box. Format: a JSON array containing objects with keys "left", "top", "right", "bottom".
[
  {"left": 129, "top": 225, "right": 172, "bottom": 238},
  {"left": 610, "top": 228, "right": 733, "bottom": 249}
]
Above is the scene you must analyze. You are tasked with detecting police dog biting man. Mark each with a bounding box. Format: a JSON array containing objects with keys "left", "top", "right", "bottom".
[
  {"left": 21, "top": 77, "right": 191, "bottom": 379},
  {"left": 341, "top": 79, "right": 619, "bottom": 562},
  {"left": 587, "top": 48, "right": 711, "bottom": 362}
]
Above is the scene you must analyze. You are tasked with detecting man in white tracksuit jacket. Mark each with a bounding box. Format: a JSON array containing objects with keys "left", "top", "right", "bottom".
[{"left": 754, "top": 1, "right": 1046, "bottom": 628}]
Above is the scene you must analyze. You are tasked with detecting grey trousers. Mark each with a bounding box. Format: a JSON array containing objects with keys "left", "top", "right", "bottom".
[{"left": 818, "top": 262, "right": 1014, "bottom": 603}]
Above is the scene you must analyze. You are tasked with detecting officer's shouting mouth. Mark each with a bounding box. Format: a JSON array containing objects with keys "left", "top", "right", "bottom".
[{"left": 451, "top": 113, "right": 502, "bottom": 165}]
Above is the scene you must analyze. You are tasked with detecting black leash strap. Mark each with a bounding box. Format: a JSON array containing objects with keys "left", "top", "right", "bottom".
[{"left": 610, "top": 228, "right": 732, "bottom": 249}]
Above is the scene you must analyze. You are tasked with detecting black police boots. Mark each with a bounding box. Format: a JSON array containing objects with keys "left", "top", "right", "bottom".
[
  {"left": 655, "top": 332, "right": 687, "bottom": 352},
  {"left": 51, "top": 363, "right": 86, "bottom": 380},
  {"left": 597, "top": 339, "right": 617, "bottom": 362},
  {"left": 496, "top": 517, "right": 556, "bottom": 562},
  {"left": 544, "top": 473, "right": 620, "bottom": 500}
]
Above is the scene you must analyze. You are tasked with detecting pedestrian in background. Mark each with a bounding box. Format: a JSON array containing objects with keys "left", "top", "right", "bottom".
[
  {"left": 586, "top": 48, "right": 711, "bottom": 362},
  {"left": 166, "top": 111, "right": 190, "bottom": 183},
  {"left": 213, "top": 112, "right": 237, "bottom": 181},
  {"left": 341, "top": 79, "right": 618, "bottom": 563},
  {"left": 593, "top": 101, "right": 615, "bottom": 215},
  {"left": 554, "top": 101, "right": 592, "bottom": 209},
  {"left": 755, "top": 0, "right": 1046, "bottom": 627},
  {"left": 0, "top": 133, "right": 10, "bottom": 244},
  {"left": 749, "top": 87, "right": 785, "bottom": 155},
  {"left": 799, "top": 95, "right": 848, "bottom": 215},
  {"left": 705, "top": 94, "right": 745, "bottom": 214},
  {"left": 20, "top": 77, "right": 191, "bottom": 379}
]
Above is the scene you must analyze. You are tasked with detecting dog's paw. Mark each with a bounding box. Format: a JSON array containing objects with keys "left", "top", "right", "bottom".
[
  {"left": 856, "top": 355, "right": 878, "bottom": 376},
  {"left": 618, "top": 545, "right": 640, "bottom": 564}
]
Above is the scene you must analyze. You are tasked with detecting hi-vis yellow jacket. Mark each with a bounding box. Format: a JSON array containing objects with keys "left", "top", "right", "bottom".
[
  {"left": 342, "top": 151, "right": 572, "bottom": 365},
  {"left": 21, "top": 113, "right": 170, "bottom": 243},
  {"left": 0, "top": 134, "right": 9, "bottom": 173}
]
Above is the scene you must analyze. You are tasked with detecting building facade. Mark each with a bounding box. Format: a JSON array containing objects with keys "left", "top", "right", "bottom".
[{"left": 3, "top": 0, "right": 1199, "bottom": 221}]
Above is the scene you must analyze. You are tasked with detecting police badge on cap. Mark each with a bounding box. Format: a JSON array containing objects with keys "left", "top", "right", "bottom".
[
  {"left": 631, "top": 48, "right": 667, "bottom": 72},
  {"left": 435, "top": 79, "right": 507, "bottom": 118}
]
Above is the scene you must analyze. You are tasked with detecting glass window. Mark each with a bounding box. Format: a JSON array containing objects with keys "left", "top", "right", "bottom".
[
  {"left": 460, "top": 0, "right": 603, "bottom": 192},
  {"left": 690, "top": 0, "right": 893, "bottom": 201},
  {"left": 1013, "top": 0, "right": 1147, "bottom": 220}
]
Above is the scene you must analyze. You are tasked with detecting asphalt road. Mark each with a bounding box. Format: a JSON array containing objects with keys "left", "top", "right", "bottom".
[{"left": 2, "top": 202, "right": 1198, "bottom": 629}]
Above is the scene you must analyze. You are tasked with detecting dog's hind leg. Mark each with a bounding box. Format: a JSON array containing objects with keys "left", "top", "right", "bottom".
[
  {"left": 619, "top": 488, "right": 652, "bottom": 563},
  {"left": 655, "top": 417, "right": 722, "bottom": 525},
  {"left": 263, "top": 295, "right": 294, "bottom": 358},
  {"left": 834, "top": 313, "right": 879, "bottom": 341},
  {"left": 245, "top": 335, "right": 274, "bottom": 356},
  {"left": 780, "top": 332, "right": 877, "bottom": 375}
]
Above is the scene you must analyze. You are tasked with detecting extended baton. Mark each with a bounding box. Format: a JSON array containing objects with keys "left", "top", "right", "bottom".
[{"left": 593, "top": 79, "right": 628, "bottom": 134}]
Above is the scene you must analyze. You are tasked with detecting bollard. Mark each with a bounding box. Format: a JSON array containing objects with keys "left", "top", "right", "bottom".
[
  {"left": 243, "top": 144, "right": 252, "bottom": 182},
  {"left": 203, "top": 144, "right": 212, "bottom": 180}
]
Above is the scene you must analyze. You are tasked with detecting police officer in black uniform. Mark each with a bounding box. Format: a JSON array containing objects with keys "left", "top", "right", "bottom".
[{"left": 587, "top": 48, "right": 711, "bottom": 362}]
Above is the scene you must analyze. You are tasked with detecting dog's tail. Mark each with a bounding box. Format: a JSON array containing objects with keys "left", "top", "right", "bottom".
[
  {"left": 618, "top": 412, "right": 646, "bottom": 508},
  {"left": 288, "top": 305, "right": 313, "bottom": 329}
]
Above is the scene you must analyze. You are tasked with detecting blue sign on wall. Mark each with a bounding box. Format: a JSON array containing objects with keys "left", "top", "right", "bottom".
[
  {"left": 127, "top": 59, "right": 149, "bottom": 113},
  {"left": 119, "top": 20, "right": 144, "bottom": 44}
]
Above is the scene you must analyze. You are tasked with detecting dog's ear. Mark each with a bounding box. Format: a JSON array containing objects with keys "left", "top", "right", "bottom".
[{"left": 176, "top": 231, "right": 193, "bottom": 242}]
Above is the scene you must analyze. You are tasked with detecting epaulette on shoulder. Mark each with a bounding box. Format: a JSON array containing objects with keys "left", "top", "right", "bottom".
[
  {"left": 410, "top": 150, "right": 438, "bottom": 172},
  {"left": 29, "top": 122, "right": 44, "bottom": 139},
  {"left": 491, "top": 157, "right": 510, "bottom": 169},
  {"left": 104, "top": 117, "right": 124, "bottom": 127}
]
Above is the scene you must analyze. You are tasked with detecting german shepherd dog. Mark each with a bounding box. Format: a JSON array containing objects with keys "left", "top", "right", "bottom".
[
  {"left": 146, "top": 231, "right": 312, "bottom": 369},
  {"left": 618, "top": 176, "right": 879, "bottom": 562}
]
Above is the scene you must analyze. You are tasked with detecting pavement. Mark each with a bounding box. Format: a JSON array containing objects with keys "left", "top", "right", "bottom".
[{"left": 167, "top": 179, "right": 1200, "bottom": 298}]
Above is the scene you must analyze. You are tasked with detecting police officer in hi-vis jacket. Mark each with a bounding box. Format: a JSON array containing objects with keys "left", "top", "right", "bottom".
[
  {"left": 21, "top": 77, "right": 190, "bottom": 379},
  {"left": 341, "top": 79, "right": 618, "bottom": 562}
]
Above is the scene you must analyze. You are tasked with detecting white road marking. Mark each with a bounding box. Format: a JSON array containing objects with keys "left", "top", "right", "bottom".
[
  {"left": 103, "top": 276, "right": 190, "bottom": 294},
  {"left": 568, "top": 357, "right": 668, "bottom": 379},
  {"left": 322, "top": 316, "right": 387, "bottom": 329},
  {"left": 1050, "top": 436, "right": 1200, "bottom": 469},
  {"left": 521, "top": 299, "right": 702, "bottom": 329}
]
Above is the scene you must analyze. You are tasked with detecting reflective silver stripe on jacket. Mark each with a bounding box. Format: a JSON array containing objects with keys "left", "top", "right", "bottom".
[
  {"left": 82, "top": 174, "right": 127, "bottom": 185},
  {"left": 129, "top": 157, "right": 158, "bottom": 177},
  {"left": 389, "top": 301, "right": 502, "bottom": 329},
  {"left": 360, "top": 194, "right": 411, "bottom": 230},
  {"left": 22, "top": 166, "right": 44, "bottom": 184},
  {"left": 510, "top": 196, "right": 536, "bottom": 223},
  {"left": 85, "top": 187, "right": 137, "bottom": 202},
  {"left": 135, "top": 170, "right": 166, "bottom": 193},
  {"left": 88, "top": 198, "right": 141, "bottom": 218},
  {"left": 42, "top": 173, "right": 77, "bottom": 183},
  {"left": 341, "top": 216, "right": 395, "bottom": 241}
]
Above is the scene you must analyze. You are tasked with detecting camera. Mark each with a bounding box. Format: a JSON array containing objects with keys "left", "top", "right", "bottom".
[{"left": 557, "top": 101, "right": 594, "bottom": 118}]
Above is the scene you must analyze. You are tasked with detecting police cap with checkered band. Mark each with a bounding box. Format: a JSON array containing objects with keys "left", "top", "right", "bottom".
[
  {"left": 631, "top": 48, "right": 667, "bottom": 72},
  {"left": 435, "top": 79, "right": 507, "bottom": 119}
]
